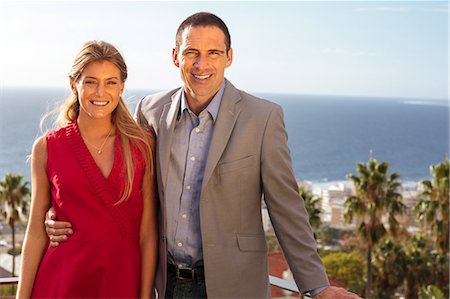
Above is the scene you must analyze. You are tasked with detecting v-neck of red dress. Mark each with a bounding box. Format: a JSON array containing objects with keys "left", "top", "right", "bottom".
[{"left": 65, "top": 121, "right": 129, "bottom": 236}]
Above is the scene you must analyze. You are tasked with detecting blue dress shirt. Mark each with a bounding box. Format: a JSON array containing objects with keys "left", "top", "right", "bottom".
[{"left": 165, "top": 82, "right": 225, "bottom": 267}]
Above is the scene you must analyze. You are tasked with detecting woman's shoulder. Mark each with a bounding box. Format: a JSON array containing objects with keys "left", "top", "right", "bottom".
[
  {"left": 45, "top": 123, "right": 73, "bottom": 142},
  {"left": 45, "top": 125, "right": 69, "bottom": 142},
  {"left": 32, "top": 125, "right": 64, "bottom": 154},
  {"left": 33, "top": 126, "right": 66, "bottom": 158},
  {"left": 32, "top": 135, "right": 48, "bottom": 161}
]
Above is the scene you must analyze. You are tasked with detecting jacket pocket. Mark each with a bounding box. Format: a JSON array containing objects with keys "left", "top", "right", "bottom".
[
  {"left": 219, "top": 155, "right": 255, "bottom": 175},
  {"left": 237, "top": 234, "right": 267, "bottom": 252}
]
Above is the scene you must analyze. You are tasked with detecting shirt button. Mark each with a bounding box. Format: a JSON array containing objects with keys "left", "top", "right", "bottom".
[
  {"left": 195, "top": 127, "right": 200, "bottom": 133},
  {"left": 190, "top": 156, "right": 196, "bottom": 161},
  {"left": 182, "top": 214, "right": 187, "bottom": 219},
  {"left": 186, "top": 185, "right": 191, "bottom": 190},
  {"left": 177, "top": 242, "right": 183, "bottom": 247}
]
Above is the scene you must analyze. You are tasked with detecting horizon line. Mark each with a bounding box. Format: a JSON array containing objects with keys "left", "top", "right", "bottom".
[{"left": 1, "top": 85, "right": 448, "bottom": 103}]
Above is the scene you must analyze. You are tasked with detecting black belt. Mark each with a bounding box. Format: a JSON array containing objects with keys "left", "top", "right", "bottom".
[{"left": 167, "top": 263, "right": 205, "bottom": 282}]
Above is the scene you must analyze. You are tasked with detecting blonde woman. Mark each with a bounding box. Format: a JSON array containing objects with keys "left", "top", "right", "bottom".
[{"left": 17, "top": 40, "right": 157, "bottom": 298}]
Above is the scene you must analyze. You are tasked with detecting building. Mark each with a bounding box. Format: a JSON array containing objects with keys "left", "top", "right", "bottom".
[{"left": 313, "top": 182, "right": 353, "bottom": 228}]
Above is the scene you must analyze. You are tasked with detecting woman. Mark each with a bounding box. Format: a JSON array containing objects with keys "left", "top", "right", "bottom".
[{"left": 17, "top": 40, "right": 158, "bottom": 298}]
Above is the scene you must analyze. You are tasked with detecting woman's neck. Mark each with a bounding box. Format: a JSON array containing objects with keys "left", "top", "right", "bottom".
[{"left": 76, "top": 114, "right": 115, "bottom": 139}]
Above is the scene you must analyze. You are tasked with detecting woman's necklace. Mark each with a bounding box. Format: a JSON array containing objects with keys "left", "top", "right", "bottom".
[{"left": 82, "top": 127, "right": 114, "bottom": 155}]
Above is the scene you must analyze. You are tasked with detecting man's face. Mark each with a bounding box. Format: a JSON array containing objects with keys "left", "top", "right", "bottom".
[{"left": 173, "top": 26, "right": 233, "bottom": 106}]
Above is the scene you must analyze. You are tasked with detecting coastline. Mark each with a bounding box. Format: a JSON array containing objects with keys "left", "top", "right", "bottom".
[{"left": 0, "top": 87, "right": 446, "bottom": 189}]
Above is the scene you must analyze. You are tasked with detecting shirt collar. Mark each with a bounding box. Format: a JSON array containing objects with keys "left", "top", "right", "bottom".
[{"left": 180, "top": 80, "right": 226, "bottom": 123}]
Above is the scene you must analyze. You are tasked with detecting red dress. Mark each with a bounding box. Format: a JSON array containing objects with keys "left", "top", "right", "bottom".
[{"left": 31, "top": 122, "right": 145, "bottom": 298}]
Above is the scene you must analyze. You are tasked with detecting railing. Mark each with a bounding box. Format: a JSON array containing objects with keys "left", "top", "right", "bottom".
[
  {"left": 269, "top": 275, "right": 299, "bottom": 292},
  {"left": 0, "top": 277, "right": 18, "bottom": 285},
  {"left": 0, "top": 276, "right": 311, "bottom": 297}
]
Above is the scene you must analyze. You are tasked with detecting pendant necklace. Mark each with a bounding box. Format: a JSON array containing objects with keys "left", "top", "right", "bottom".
[{"left": 82, "top": 126, "right": 114, "bottom": 155}]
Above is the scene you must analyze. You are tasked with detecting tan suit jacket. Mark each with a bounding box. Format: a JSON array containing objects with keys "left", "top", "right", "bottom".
[{"left": 135, "top": 81, "right": 328, "bottom": 298}]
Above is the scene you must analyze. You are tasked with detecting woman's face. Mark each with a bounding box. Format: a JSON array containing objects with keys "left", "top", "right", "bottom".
[{"left": 71, "top": 60, "right": 124, "bottom": 120}]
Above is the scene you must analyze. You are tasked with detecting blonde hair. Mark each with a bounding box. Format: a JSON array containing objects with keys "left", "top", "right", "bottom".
[{"left": 53, "top": 40, "right": 153, "bottom": 203}]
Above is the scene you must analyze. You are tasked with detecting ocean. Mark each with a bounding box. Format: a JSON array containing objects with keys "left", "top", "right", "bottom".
[{"left": 0, "top": 87, "right": 448, "bottom": 185}]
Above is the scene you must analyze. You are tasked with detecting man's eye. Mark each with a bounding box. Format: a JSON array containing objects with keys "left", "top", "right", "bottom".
[{"left": 185, "top": 51, "right": 197, "bottom": 57}]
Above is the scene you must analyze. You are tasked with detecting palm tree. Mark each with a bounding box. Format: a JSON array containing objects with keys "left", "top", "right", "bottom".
[
  {"left": 0, "top": 173, "right": 30, "bottom": 276},
  {"left": 402, "top": 234, "right": 436, "bottom": 299},
  {"left": 414, "top": 160, "right": 449, "bottom": 254},
  {"left": 344, "top": 158, "right": 406, "bottom": 299},
  {"left": 413, "top": 160, "right": 449, "bottom": 298},
  {"left": 372, "top": 239, "right": 406, "bottom": 298},
  {"left": 300, "top": 187, "right": 322, "bottom": 232}
]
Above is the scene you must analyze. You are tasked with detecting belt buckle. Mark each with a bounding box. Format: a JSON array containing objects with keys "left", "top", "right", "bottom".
[{"left": 177, "top": 266, "right": 196, "bottom": 281}]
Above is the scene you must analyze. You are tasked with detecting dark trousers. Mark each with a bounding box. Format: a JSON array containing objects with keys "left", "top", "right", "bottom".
[{"left": 165, "top": 264, "right": 207, "bottom": 299}]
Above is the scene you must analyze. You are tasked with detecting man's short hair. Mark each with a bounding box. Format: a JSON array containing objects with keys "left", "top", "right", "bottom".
[{"left": 175, "top": 12, "right": 231, "bottom": 51}]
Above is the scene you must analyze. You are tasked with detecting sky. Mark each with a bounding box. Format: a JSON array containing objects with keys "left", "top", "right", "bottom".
[{"left": 0, "top": 0, "right": 448, "bottom": 100}]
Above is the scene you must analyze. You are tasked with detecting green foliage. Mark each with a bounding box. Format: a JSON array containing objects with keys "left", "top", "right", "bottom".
[
  {"left": 427, "top": 253, "right": 449, "bottom": 298},
  {"left": 322, "top": 251, "right": 365, "bottom": 295},
  {"left": 372, "top": 239, "right": 406, "bottom": 298},
  {"left": 410, "top": 160, "right": 450, "bottom": 298},
  {"left": 0, "top": 172, "right": 31, "bottom": 276},
  {"left": 0, "top": 173, "right": 30, "bottom": 225},
  {"left": 266, "top": 235, "right": 281, "bottom": 252},
  {"left": 300, "top": 187, "right": 322, "bottom": 232},
  {"left": 7, "top": 247, "right": 21, "bottom": 256},
  {"left": 345, "top": 159, "right": 405, "bottom": 245},
  {"left": 344, "top": 158, "right": 406, "bottom": 298},
  {"left": 412, "top": 250, "right": 449, "bottom": 298},
  {"left": 414, "top": 160, "right": 449, "bottom": 254},
  {"left": 316, "top": 226, "right": 356, "bottom": 251},
  {"left": 418, "top": 285, "right": 446, "bottom": 299},
  {"left": 0, "top": 284, "right": 17, "bottom": 297}
]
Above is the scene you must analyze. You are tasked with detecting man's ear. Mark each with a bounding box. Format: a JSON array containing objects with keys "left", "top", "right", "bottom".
[
  {"left": 225, "top": 48, "right": 233, "bottom": 68},
  {"left": 172, "top": 48, "right": 180, "bottom": 67}
]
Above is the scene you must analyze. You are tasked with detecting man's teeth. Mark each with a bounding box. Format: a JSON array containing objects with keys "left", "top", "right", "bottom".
[
  {"left": 194, "top": 75, "right": 211, "bottom": 80},
  {"left": 92, "top": 101, "right": 108, "bottom": 106}
]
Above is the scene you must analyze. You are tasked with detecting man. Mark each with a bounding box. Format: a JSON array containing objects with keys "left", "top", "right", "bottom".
[{"left": 47, "top": 12, "right": 361, "bottom": 298}]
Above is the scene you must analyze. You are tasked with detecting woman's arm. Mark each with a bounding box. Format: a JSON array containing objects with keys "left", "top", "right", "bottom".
[
  {"left": 139, "top": 137, "right": 158, "bottom": 298},
  {"left": 16, "top": 136, "right": 52, "bottom": 298}
]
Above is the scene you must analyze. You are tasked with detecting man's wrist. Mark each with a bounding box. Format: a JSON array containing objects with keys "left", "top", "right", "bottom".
[{"left": 307, "top": 285, "right": 329, "bottom": 297}]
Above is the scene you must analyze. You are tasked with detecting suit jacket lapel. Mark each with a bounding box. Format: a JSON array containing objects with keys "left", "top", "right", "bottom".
[
  {"left": 158, "top": 89, "right": 182, "bottom": 192},
  {"left": 202, "top": 82, "right": 242, "bottom": 193}
]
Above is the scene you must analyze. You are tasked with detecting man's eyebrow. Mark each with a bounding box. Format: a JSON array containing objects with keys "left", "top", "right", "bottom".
[
  {"left": 209, "top": 49, "right": 225, "bottom": 53},
  {"left": 183, "top": 48, "right": 199, "bottom": 53},
  {"left": 182, "top": 48, "right": 225, "bottom": 53}
]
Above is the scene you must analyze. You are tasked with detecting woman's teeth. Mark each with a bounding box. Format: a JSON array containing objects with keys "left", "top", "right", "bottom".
[{"left": 91, "top": 100, "right": 108, "bottom": 106}]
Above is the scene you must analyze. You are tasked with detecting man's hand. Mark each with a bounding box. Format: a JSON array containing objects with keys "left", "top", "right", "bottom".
[
  {"left": 315, "top": 286, "right": 363, "bottom": 299},
  {"left": 45, "top": 207, "right": 73, "bottom": 247}
]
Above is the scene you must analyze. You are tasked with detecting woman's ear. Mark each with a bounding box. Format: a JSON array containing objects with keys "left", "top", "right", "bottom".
[{"left": 70, "top": 79, "right": 77, "bottom": 95}]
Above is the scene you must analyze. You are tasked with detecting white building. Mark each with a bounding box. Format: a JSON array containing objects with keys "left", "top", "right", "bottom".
[{"left": 313, "top": 182, "right": 353, "bottom": 228}]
